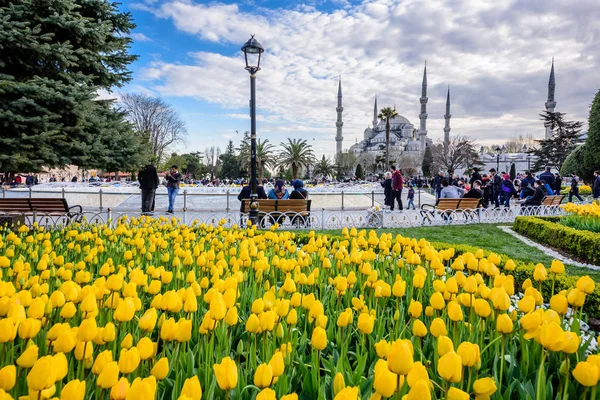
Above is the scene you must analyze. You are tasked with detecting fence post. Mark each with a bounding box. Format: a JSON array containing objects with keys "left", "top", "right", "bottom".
[
  {"left": 478, "top": 207, "right": 482, "bottom": 224},
  {"left": 32, "top": 209, "right": 37, "bottom": 224},
  {"left": 371, "top": 191, "right": 375, "bottom": 207},
  {"left": 321, "top": 208, "right": 325, "bottom": 230},
  {"left": 99, "top": 189, "right": 103, "bottom": 211},
  {"left": 226, "top": 190, "right": 230, "bottom": 212},
  {"left": 62, "top": 188, "right": 65, "bottom": 199},
  {"left": 418, "top": 189, "right": 421, "bottom": 208},
  {"left": 183, "top": 209, "right": 187, "bottom": 225},
  {"left": 1, "top": 188, "right": 4, "bottom": 198},
  {"left": 381, "top": 208, "right": 384, "bottom": 228},
  {"left": 341, "top": 191, "right": 345, "bottom": 211},
  {"left": 183, "top": 190, "right": 187, "bottom": 211},
  {"left": 107, "top": 208, "right": 112, "bottom": 224},
  {"left": 29, "top": 187, "right": 32, "bottom": 198}
]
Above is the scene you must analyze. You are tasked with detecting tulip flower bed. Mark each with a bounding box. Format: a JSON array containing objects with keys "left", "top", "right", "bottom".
[
  {"left": 0, "top": 218, "right": 599, "bottom": 400},
  {"left": 561, "top": 202, "right": 600, "bottom": 233}
]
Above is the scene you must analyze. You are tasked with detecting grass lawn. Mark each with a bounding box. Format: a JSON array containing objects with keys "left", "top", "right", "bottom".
[{"left": 311, "top": 224, "right": 600, "bottom": 281}]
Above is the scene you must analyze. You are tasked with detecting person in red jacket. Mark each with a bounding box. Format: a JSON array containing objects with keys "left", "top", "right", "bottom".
[{"left": 391, "top": 165, "right": 404, "bottom": 211}]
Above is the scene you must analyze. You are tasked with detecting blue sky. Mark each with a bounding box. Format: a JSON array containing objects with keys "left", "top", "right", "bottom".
[{"left": 110, "top": 0, "right": 600, "bottom": 159}]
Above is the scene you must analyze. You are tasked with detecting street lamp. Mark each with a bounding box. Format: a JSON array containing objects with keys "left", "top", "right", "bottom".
[
  {"left": 241, "top": 35, "right": 264, "bottom": 226},
  {"left": 495, "top": 146, "right": 502, "bottom": 172},
  {"left": 527, "top": 154, "right": 532, "bottom": 172}
]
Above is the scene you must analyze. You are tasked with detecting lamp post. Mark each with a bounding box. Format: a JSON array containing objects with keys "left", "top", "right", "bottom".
[
  {"left": 495, "top": 146, "right": 502, "bottom": 172},
  {"left": 241, "top": 35, "right": 264, "bottom": 226},
  {"left": 527, "top": 154, "right": 532, "bottom": 172}
]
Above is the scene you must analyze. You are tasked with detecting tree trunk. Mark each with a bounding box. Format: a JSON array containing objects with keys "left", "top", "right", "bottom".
[
  {"left": 292, "top": 165, "right": 298, "bottom": 180},
  {"left": 385, "top": 118, "right": 390, "bottom": 171}
]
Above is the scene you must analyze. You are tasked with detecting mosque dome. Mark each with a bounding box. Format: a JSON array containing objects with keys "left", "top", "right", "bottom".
[{"left": 376, "top": 114, "right": 412, "bottom": 130}]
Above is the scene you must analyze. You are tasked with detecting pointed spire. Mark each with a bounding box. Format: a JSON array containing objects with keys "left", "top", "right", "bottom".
[
  {"left": 337, "top": 76, "right": 342, "bottom": 98},
  {"left": 421, "top": 61, "right": 427, "bottom": 96},
  {"left": 372, "top": 95, "right": 378, "bottom": 128},
  {"left": 549, "top": 58, "right": 555, "bottom": 86},
  {"left": 445, "top": 86, "right": 451, "bottom": 115},
  {"left": 444, "top": 86, "right": 451, "bottom": 148},
  {"left": 336, "top": 76, "right": 344, "bottom": 154}
]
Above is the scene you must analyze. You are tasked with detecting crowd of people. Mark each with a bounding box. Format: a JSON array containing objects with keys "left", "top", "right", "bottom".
[{"left": 428, "top": 167, "right": 600, "bottom": 208}]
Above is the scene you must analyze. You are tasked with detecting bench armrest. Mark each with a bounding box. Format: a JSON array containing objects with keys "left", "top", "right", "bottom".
[
  {"left": 68, "top": 205, "right": 83, "bottom": 214},
  {"left": 421, "top": 204, "right": 436, "bottom": 210}
]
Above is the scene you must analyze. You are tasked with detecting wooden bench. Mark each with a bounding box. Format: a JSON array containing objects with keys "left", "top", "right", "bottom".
[
  {"left": 0, "top": 198, "right": 83, "bottom": 225},
  {"left": 241, "top": 199, "right": 311, "bottom": 227},
  {"left": 541, "top": 195, "right": 565, "bottom": 206},
  {"left": 420, "top": 198, "right": 482, "bottom": 223}
]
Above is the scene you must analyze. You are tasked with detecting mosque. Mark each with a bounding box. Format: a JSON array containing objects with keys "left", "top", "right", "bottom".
[{"left": 335, "top": 60, "right": 559, "bottom": 175}]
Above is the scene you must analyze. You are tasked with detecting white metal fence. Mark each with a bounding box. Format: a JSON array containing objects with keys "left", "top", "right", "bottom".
[{"left": 0, "top": 204, "right": 567, "bottom": 230}]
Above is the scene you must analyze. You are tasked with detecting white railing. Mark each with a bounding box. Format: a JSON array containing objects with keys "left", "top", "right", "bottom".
[{"left": 0, "top": 204, "right": 567, "bottom": 230}]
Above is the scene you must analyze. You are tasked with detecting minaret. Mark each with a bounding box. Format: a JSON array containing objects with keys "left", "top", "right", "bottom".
[
  {"left": 418, "top": 62, "right": 428, "bottom": 152},
  {"left": 335, "top": 77, "right": 344, "bottom": 154},
  {"left": 372, "top": 95, "right": 378, "bottom": 130},
  {"left": 544, "top": 59, "right": 556, "bottom": 139},
  {"left": 444, "top": 86, "right": 451, "bottom": 151}
]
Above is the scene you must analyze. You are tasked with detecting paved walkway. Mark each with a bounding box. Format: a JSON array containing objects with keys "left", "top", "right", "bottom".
[{"left": 497, "top": 225, "right": 600, "bottom": 271}]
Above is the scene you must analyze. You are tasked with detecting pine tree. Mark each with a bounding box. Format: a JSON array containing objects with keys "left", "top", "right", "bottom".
[
  {"left": 530, "top": 111, "right": 584, "bottom": 172},
  {"left": 583, "top": 89, "right": 600, "bottom": 182},
  {"left": 219, "top": 141, "right": 241, "bottom": 179},
  {"left": 422, "top": 146, "right": 433, "bottom": 177},
  {"left": 355, "top": 163, "right": 365, "bottom": 180},
  {"left": 0, "top": 0, "right": 137, "bottom": 177}
]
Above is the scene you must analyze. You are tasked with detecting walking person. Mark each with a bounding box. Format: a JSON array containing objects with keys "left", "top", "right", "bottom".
[
  {"left": 593, "top": 171, "right": 600, "bottom": 200},
  {"left": 391, "top": 166, "right": 404, "bottom": 211},
  {"left": 165, "top": 165, "right": 182, "bottom": 213},
  {"left": 406, "top": 185, "right": 416, "bottom": 210},
  {"left": 501, "top": 174, "right": 517, "bottom": 207},
  {"left": 568, "top": 172, "right": 584, "bottom": 202},
  {"left": 489, "top": 169, "right": 501, "bottom": 208},
  {"left": 138, "top": 164, "right": 159, "bottom": 215},
  {"left": 381, "top": 172, "right": 392, "bottom": 210}
]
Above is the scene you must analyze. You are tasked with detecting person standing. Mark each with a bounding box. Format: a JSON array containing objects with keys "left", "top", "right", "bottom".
[
  {"left": 501, "top": 174, "right": 517, "bottom": 207},
  {"left": 593, "top": 171, "right": 600, "bottom": 199},
  {"left": 433, "top": 172, "right": 444, "bottom": 199},
  {"left": 568, "top": 172, "right": 584, "bottom": 202},
  {"left": 469, "top": 168, "right": 482, "bottom": 185},
  {"left": 406, "top": 185, "right": 416, "bottom": 210},
  {"left": 539, "top": 166, "right": 556, "bottom": 189},
  {"left": 489, "top": 169, "right": 501, "bottom": 208},
  {"left": 381, "top": 172, "right": 393, "bottom": 209},
  {"left": 138, "top": 164, "right": 159, "bottom": 214},
  {"left": 391, "top": 166, "right": 404, "bottom": 211},
  {"left": 554, "top": 173, "right": 562, "bottom": 196},
  {"left": 165, "top": 165, "right": 182, "bottom": 213}
]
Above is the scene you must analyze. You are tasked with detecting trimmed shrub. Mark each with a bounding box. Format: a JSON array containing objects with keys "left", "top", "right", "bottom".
[{"left": 513, "top": 216, "right": 600, "bottom": 264}]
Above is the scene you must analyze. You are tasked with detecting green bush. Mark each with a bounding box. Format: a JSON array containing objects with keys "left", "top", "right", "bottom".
[
  {"left": 513, "top": 216, "right": 600, "bottom": 264},
  {"left": 296, "top": 231, "right": 600, "bottom": 318}
]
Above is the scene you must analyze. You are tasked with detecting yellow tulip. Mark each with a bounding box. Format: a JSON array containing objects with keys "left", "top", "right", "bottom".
[
  {"left": 447, "top": 387, "right": 469, "bottom": 400},
  {"left": 412, "top": 319, "right": 428, "bottom": 337},
  {"left": 437, "top": 351, "right": 462, "bottom": 383},
  {"left": 576, "top": 276, "right": 595, "bottom": 294},
  {"left": 334, "top": 387, "right": 360, "bottom": 400},
  {"left": 437, "top": 336, "right": 454, "bottom": 357},
  {"left": 496, "top": 314, "right": 513, "bottom": 334},
  {"left": 0, "top": 319, "right": 17, "bottom": 343},
  {"left": 137, "top": 337, "right": 155, "bottom": 360},
  {"left": 406, "top": 362, "right": 430, "bottom": 389},
  {"left": 179, "top": 376, "right": 202, "bottom": 400},
  {"left": 373, "top": 359, "right": 397, "bottom": 397},
  {"left": 256, "top": 388, "right": 277, "bottom": 400},
  {"left": 151, "top": 358, "right": 170, "bottom": 380},
  {"left": 126, "top": 376, "right": 157, "bottom": 400},
  {"left": 254, "top": 364, "right": 273, "bottom": 388},
  {"left": 408, "top": 300, "right": 423, "bottom": 318},
  {"left": 175, "top": 318, "right": 192, "bottom": 342},
  {"left": 357, "top": 313, "right": 375, "bottom": 335},
  {"left": 214, "top": 357, "right": 238, "bottom": 391},
  {"left": 139, "top": 308, "right": 158, "bottom": 332},
  {"left": 430, "top": 292, "right": 445, "bottom": 310},
  {"left": 456, "top": 342, "right": 480, "bottom": 367},
  {"left": 429, "top": 318, "right": 447, "bottom": 338},
  {"left": 387, "top": 339, "right": 413, "bottom": 375},
  {"left": 118, "top": 348, "right": 141, "bottom": 374},
  {"left": 473, "top": 377, "right": 497, "bottom": 399},
  {"left": 97, "top": 361, "right": 119, "bottom": 388},
  {"left": 447, "top": 301, "right": 463, "bottom": 322},
  {"left": 27, "top": 356, "right": 56, "bottom": 391},
  {"left": 405, "top": 379, "right": 431, "bottom": 400},
  {"left": 333, "top": 372, "right": 345, "bottom": 395},
  {"left": 311, "top": 327, "right": 327, "bottom": 351},
  {"left": 550, "top": 260, "right": 564, "bottom": 274},
  {"left": 60, "top": 379, "right": 86, "bottom": 400},
  {"left": 533, "top": 264, "right": 547, "bottom": 282},
  {"left": 76, "top": 318, "right": 97, "bottom": 342},
  {"left": 0, "top": 365, "right": 16, "bottom": 391},
  {"left": 92, "top": 350, "right": 113, "bottom": 375},
  {"left": 18, "top": 318, "right": 42, "bottom": 340},
  {"left": 17, "top": 344, "right": 39, "bottom": 368}
]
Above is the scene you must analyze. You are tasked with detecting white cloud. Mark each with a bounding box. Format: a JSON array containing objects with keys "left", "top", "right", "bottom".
[
  {"left": 134, "top": 0, "right": 600, "bottom": 158},
  {"left": 131, "top": 33, "right": 153, "bottom": 42}
]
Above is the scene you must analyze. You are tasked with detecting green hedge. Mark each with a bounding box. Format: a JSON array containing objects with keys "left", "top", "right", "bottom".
[
  {"left": 513, "top": 216, "right": 600, "bottom": 265},
  {"left": 295, "top": 231, "right": 600, "bottom": 318}
]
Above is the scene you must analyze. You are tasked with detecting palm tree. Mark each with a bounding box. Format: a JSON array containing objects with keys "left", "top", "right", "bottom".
[
  {"left": 314, "top": 155, "right": 334, "bottom": 178},
  {"left": 238, "top": 135, "right": 276, "bottom": 180},
  {"left": 378, "top": 107, "right": 398, "bottom": 171},
  {"left": 278, "top": 138, "right": 316, "bottom": 179}
]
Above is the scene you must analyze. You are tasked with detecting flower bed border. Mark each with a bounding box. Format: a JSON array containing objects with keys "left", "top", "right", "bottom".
[{"left": 513, "top": 216, "right": 600, "bottom": 265}]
